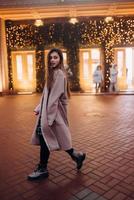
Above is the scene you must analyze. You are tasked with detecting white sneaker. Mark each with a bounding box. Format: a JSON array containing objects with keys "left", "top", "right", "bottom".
[{"left": 27, "top": 164, "right": 49, "bottom": 181}]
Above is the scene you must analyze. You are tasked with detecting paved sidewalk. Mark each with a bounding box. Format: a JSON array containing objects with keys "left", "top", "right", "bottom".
[{"left": 0, "top": 94, "right": 134, "bottom": 200}]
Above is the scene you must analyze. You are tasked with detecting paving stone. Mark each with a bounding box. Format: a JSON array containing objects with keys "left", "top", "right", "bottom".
[
  {"left": 83, "top": 192, "right": 100, "bottom": 200},
  {"left": 68, "top": 196, "right": 79, "bottom": 200},
  {"left": 75, "top": 188, "right": 92, "bottom": 199},
  {"left": 96, "top": 196, "right": 107, "bottom": 200},
  {"left": 0, "top": 94, "right": 134, "bottom": 200}
]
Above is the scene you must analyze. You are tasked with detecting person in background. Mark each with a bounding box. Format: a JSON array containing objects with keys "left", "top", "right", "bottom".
[
  {"left": 64, "top": 63, "right": 73, "bottom": 92},
  {"left": 64, "top": 64, "right": 73, "bottom": 79},
  {"left": 93, "top": 65, "right": 104, "bottom": 93},
  {"left": 28, "top": 48, "right": 86, "bottom": 181},
  {"left": 109, "top": 64, "right": 118, "bottom": 92}
]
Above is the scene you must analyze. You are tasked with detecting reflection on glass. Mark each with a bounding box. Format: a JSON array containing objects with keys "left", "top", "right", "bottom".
[
  {"left": 83, "top": 52, "right": 89, "bottom": 79},
  {"left": 117, "top": 51, "right": 123, "bottom": 78},
  {"left": 16, "top": 55, "right": 23, "bottom": 80},
  {"left": 91, "top": 49, "right": 100, "bottom": 60},
  {"left": 27, "top": 55, "right": 33, "bottom": 81},
  {"left": 126, "top": 48, "right": 132, "bottom": 87}
]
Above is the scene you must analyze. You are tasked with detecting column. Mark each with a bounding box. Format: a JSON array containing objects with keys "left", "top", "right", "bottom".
[
  {"left": 0, "top": 18, "right": 9, "bottom": 94},
  {"left": 132, "top": 48, "right": 134, "bottom": 87}
]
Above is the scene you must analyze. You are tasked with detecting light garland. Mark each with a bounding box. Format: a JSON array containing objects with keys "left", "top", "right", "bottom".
[
  {"left": 6, "top": 17, "right": 134, "bottom": 92},
  {"left": 69, "top": 18, "right": 79, "bottom": 24},
  {"left": 34, "top": 19, "right": 44, "bottom": 27}
]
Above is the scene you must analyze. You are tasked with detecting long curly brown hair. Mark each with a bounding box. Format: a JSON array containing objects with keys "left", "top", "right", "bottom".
[{"left": 46, "top": 48, "right": 70, "bottom": 97}]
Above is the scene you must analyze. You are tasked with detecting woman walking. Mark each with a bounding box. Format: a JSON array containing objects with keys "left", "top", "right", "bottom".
[
  {"left": 93, "top": 65, "right": 104, "bottom": 93},
  {"left": 28, "top": 48, "right": 86, "bottom": 180},
  {"left": 109, "top": 64, "right": 118, "bottom": 92}
]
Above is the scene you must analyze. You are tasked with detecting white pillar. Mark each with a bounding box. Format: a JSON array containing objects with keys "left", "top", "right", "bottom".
[
  {"left": 0, "top": 18, "right": 9, "bottom": 93},
  {"left": 132, "top": 48, "right": 134, "bottom": 86}
]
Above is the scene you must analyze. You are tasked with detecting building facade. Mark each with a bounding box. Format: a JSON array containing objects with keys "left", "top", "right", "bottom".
[{"left": 0, "top": 0, "right": 134, "bottom": 94}]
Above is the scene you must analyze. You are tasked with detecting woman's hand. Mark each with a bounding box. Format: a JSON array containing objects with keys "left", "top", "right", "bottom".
[
  {"left": 34, "top": 104, "right": 41, "bottom": 115},
  {"left": 34, "top": 110, "right": 39, "bottom": 115}
]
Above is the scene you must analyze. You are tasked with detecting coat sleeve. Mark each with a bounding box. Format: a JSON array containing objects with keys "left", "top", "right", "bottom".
[
  {"left": 34, "top": 86, "right": 45, "bottom": 114},
  {"left": 34, "top": 104, "right": 41, "bottom": 114},
  {"left": 47, "top": 71, "right": 65, "bottom": 126}
]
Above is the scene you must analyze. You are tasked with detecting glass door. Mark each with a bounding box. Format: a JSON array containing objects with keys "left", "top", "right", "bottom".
[
  {"left": 114, "top": 47, "right": 134, "bottom": 91},
  {"left": 79, "top": 48, "right": 102, "bottom": 91},
  {"left": 11, "top": 51, "right": 36, "bottom": 93}
]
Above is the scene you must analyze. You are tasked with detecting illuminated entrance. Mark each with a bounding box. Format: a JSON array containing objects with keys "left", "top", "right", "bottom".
[
  {"left": 79, "top": 48, "right": 102, "bottom": 91},
  {"left": 114, "top": 47, "right": 134, "bottom": 91},
  {"left": 11, "top": 51, "right": 36, "bottom": 93}
]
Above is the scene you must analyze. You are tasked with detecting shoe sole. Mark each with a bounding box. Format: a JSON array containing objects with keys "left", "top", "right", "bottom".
[{"left": 27, "top": 173, "right": 49, "bottom": 181}]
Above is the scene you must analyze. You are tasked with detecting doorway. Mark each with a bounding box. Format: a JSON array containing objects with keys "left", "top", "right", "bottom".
[
  {"left": 114, "top": 47, "right": 134, "bottom": 91},
  {"left": 79, "top": 48, "right": 102, "bottom": 91},
  {"left": 11, "top": 51, "right": 36, "bottom": 93}
]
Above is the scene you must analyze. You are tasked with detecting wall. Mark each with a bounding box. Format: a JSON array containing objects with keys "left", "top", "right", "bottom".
[{"left": 5, "top": 17, "right": 134, "bottom": 92}]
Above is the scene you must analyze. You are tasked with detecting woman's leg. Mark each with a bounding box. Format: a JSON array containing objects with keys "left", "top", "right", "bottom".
[
  {"left": 95, "top": 83, "right": 98, "bottom": 93},
  {"left": 114, "top": 82, "right": 118, "bottom": 92},
  {"left": 109, "top": 83, "right": 113, "bottom": 92},
  {"left": 27, "top": 134, "right": 50, "bottom": 181},
  {"left": 66, "top": 148, "right": 86, "bottom": 170},
  {"left": 39, "top": 134, "right": 50, "bottom": 168},
  {"left": 97, "top": 83, "right": 102, "bottom": 92}
]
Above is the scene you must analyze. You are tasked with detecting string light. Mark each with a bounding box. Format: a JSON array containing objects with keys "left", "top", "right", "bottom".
[
  {"left": 69, "top": 18, "right": 79, "bottom": 24},
  {"left": 105, "top": 17, "right": 114, "bottom": 23},
  {"left": 34, "top": 19, "right": 44, "bottom": 27},
  {"left": 6, "top": 17, "right": 134, "bottom": 91}
]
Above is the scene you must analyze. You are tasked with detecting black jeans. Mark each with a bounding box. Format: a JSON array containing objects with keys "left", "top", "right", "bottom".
[
  {"left": 39, "top": 133, "right": 74, "bottom": 168},
  {"left": 39, "top": 134, "right": 50, "bottom": 168}
]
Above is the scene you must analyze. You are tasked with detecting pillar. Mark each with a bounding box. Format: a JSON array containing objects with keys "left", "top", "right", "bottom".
[{"left": 0, "top": 18, "right": 9, "bottom": 94}]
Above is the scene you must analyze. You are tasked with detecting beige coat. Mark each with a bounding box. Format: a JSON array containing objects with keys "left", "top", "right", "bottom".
[{"left": 31, "top": 69, "right": 72, "bottom": 151}]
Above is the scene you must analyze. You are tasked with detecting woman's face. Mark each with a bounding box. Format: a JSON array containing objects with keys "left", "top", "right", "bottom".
[{"left": 49, "top": 52, "right": 60, "bottom": 68}]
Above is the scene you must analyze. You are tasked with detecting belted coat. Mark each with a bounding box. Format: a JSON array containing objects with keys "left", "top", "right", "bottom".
[{"left": 31, "top": 69, "right": 72, "bottom": 151}]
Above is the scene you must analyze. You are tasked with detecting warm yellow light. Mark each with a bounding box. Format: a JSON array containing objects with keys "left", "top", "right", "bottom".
[
  {"left": 69, "top": 18, "right": 78, "bottom": 24},
  {"left": 83, "top": 52, "right": 89, "bottom": 79},
  {"left": 0, "top": 80, "right": 2, "bottom": 92},
  {"left": 16, "top": 55, "right": 23, "bottom": 80},
  {"left": 91, "top": 49, "right": 100, "bottom": 60},
  {"left": 34, "top": 19, "right": 44, "bottom": 27},
  {"left": 105, "top": 17, "right": 114, "bottom": 23},
  {"left": 20, "top": 80, "right": 31, "bottom": 89},
  {"left": 27, "top": 55, "right": 33, "bottom": 81}
]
